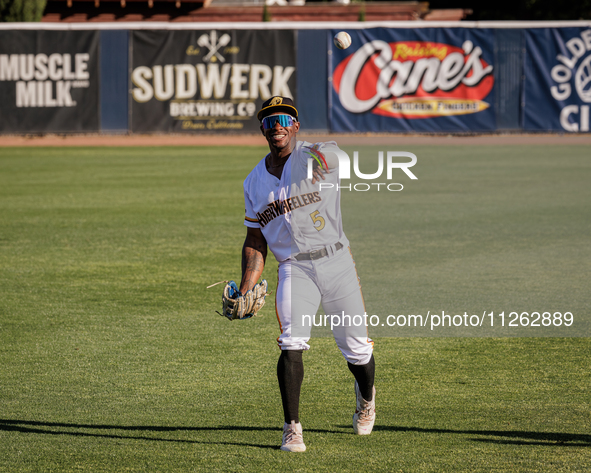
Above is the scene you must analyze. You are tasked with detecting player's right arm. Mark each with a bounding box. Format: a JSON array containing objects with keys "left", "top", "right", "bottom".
[
  {"left": 317, "top": 142, "right": 347, "bottom": 171},
  {"left": 306, "top": 142, "right": 343, "bottom": 183},
  {"left": 240, "top": 227, "right": 267, "bottom": 294}
]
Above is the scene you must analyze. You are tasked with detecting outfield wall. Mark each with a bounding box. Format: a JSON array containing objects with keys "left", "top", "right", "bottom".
[{"left": 1, "top": 21, "right": 590, "bottom": 135}]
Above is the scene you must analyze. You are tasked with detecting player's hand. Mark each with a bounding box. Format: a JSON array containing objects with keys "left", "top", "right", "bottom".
[
  {"left": 304, "top": 146, "right": 329, "bottom": 184},
  {"left": 311, "top": 163, "right": 326, "bottom": 184}
]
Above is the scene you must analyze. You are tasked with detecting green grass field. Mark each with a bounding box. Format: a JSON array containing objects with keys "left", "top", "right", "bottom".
[{"left": 0, "top": 144, "right": 589, "bottom": 472}]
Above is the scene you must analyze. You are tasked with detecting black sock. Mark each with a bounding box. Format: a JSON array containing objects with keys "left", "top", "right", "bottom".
[
  {"left": 277, "top": 350, "right": 304, "bottom": 424},
  {"left": 347, "top": 354, "right": 375, "bottom": 401}
]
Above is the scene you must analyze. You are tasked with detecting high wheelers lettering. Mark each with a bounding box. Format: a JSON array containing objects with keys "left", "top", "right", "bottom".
[{"left": 257, "top": 192, "right": 322, "bottom": 228}]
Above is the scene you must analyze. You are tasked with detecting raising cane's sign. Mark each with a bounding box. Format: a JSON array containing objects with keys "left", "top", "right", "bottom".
[
  {"left": 330, "top": 30, "right": 496, "bottom": 132},
  {"left": 334, "top": 40, "right": 494, "bottom": 118}
]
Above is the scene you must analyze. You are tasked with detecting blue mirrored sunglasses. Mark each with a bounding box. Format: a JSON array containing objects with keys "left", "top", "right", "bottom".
[{"left": 261, "top": 114, "right": 296, "bottom": 130}]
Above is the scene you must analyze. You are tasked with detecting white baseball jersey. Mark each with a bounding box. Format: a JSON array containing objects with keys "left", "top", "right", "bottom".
[
  {"left": 243, "top": 139, "right": 373, "bottom": 363},
  {"left": 243, "top": 140, "right": 349, "bottom": 262}
]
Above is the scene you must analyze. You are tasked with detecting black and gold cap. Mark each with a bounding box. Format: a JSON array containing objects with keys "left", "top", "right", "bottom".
[{"left": 257, "top": 96, "right": 298, "bottom": 121}]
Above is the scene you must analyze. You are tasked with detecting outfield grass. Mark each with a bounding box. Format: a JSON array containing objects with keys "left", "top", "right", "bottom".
[{"left": 0, "top": 145, "right": 589, "bottom": 472}]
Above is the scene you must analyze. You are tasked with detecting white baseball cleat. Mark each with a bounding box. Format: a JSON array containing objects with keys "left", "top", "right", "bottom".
[
  {"left": 353, "top": 381, "right": 376, "bottom": 435},
  {"left": 280, "top": 421, "right": 306, "bottom": 452}
]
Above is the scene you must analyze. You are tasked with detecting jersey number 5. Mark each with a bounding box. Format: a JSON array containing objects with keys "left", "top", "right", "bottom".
[{"left": 309, "top": 210, "right": 325, "bottom": 231}]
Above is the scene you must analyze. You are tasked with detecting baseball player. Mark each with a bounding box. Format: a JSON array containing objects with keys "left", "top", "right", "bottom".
[{"left": 232, "top": 96, "right": 376, "bottom": 452}]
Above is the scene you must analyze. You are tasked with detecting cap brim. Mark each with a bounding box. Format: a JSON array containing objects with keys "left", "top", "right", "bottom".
[{"left": 257, "top": 104, "right": 298, "bottom": 121}]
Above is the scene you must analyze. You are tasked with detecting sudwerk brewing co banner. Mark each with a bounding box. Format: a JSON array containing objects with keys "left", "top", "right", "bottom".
[
  {"left": 131, "top": 30, "right": 296, "bottom": 133},
  {"left": 524, "top": 28, "right": 591, "bottom": 132},
  {"left": 0, "top": 30, "right": 99, "bottom": 133},
  {"left": 330, "top": 28, "right": 496, "bottom": 133}
]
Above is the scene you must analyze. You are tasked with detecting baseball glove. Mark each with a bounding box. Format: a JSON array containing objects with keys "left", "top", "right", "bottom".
[{"left": 220, "top": 280, "right": 268, "bottom": 321}]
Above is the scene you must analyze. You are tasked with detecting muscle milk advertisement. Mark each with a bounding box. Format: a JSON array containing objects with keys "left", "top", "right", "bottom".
[{"left": 0, "top": 30, "right": 99, "bottom": 133}]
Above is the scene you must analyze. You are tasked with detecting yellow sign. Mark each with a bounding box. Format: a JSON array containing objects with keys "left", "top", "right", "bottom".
[{"left": 376, "top": 98, "right": 490, "bottom": 117}]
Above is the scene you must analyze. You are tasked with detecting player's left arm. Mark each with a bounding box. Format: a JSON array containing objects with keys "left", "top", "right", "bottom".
[{"left": 240, "top": 227, "right": 268, "bottom": 294}]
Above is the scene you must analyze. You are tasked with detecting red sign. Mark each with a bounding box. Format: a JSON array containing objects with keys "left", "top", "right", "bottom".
[{"left": 333, "top": 40, "right": 494, "bottom": 119}]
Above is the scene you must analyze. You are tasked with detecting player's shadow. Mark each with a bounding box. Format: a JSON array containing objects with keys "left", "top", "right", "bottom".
[
  {"left": 4, "top": 419, "right": 588, "bottom": 448},
  {"left": 338, "top": 424, "right": 591, "bottom": 447},
  {"left": 0, "top": 419, "right": 341, "bottom": 450}
]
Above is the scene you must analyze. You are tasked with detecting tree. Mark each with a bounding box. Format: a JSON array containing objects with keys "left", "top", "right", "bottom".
[
  {"left": 262, "top": 3, "right": 271, "bottom": 22},
  {"left": 0, "top": 0, "right": 47, "bottom": 22}
]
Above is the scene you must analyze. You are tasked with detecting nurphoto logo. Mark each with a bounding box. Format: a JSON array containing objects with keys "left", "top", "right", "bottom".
[{"left": 307, "top": 150, "right": 418, "bottom": 191}]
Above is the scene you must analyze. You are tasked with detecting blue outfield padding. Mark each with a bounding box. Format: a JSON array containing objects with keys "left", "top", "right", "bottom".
[
  {"left": 3, "top": 22, "right": 591, "bottom": 135},
  {"left": 494, "top": 29, "right": 523, "bottom": 130},
  {"left": 296, "top": 29, "right": 329, "bottom": 132},
  {"left": 100, "top": 30, "right": 129, "bottom": 133}
]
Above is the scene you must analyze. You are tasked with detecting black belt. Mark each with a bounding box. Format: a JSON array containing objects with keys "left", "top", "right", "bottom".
[{"left": 294, "top": 242, "right": 344, "bottom": 261}]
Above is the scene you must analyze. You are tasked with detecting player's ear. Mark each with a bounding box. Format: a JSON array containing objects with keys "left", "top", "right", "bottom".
[
  {"left": 294, "top": 120, "right": 300, "bottom": 132},
  {"left": 260, "top": 124, "right": 265, "bottom": 136}
]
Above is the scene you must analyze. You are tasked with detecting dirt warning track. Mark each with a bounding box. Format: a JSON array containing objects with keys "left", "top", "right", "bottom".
[{"left": 1, "top": 133, "right": 590, "bottom": 147}]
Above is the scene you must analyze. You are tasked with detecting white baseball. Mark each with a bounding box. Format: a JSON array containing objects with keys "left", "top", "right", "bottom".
[{"left": 334, "top": 32, "right": 352, "bottom": 50}]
